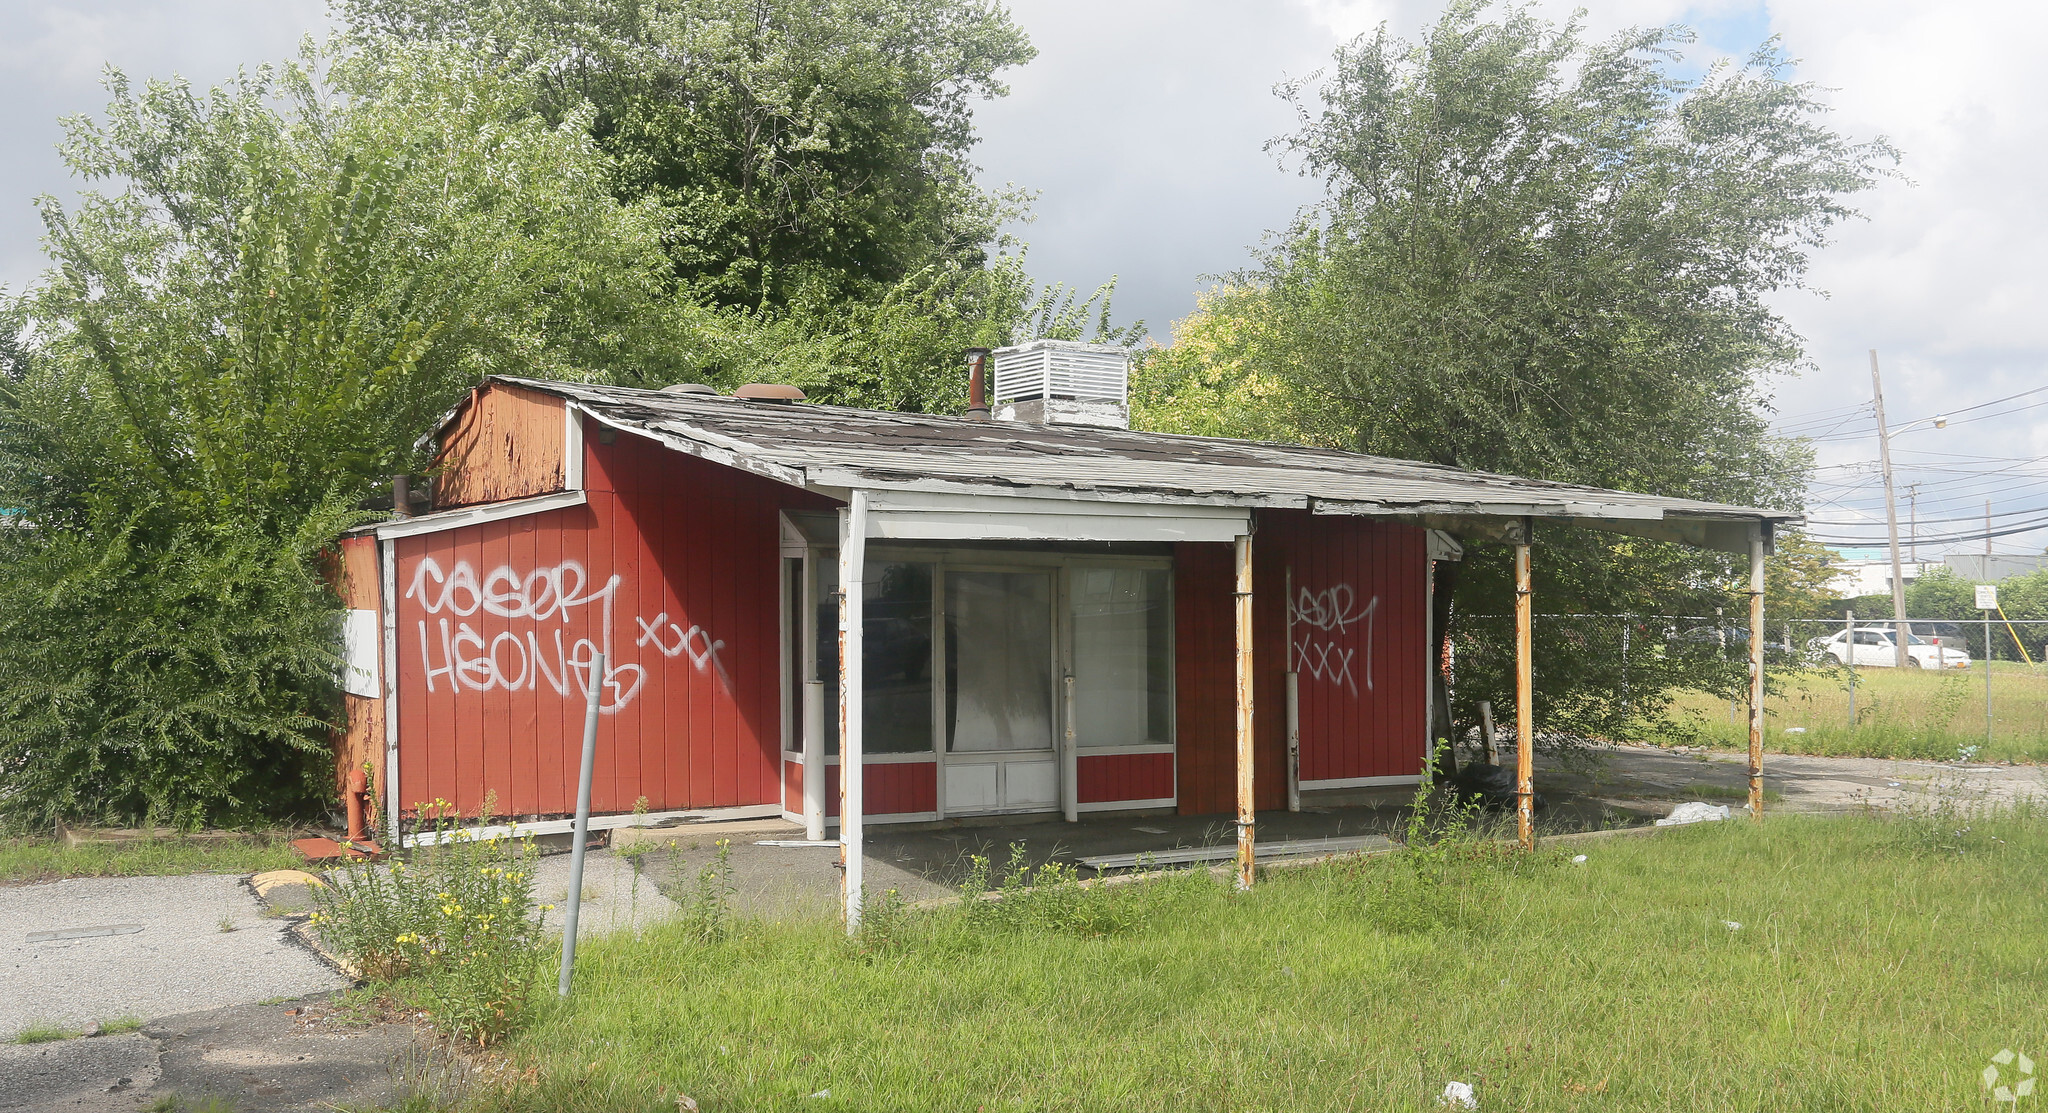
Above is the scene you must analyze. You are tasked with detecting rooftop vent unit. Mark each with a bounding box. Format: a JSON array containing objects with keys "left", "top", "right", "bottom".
[{"left": 992, "top": 339, "right": 1130, "bottom": 429}]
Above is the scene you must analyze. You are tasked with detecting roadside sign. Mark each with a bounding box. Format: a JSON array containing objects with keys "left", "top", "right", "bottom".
[{"left": 1976, "top": 585, "right": 1999, "bottom": 610}]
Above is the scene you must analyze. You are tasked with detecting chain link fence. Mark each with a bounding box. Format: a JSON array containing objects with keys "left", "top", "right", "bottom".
[{"left": 1454, "top": 613, "right": 2048, "bottom": 764}]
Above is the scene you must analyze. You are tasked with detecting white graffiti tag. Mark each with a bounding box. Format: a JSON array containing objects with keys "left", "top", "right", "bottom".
[
  {"left": 403, "top": 557, "right": 724, "bottom": 713},
  {"left": 635, "top": 612, "right": 733, "bottom": 692},
  {"left": 1288, "top": 584, "right": 1377, "bottom": 697}
]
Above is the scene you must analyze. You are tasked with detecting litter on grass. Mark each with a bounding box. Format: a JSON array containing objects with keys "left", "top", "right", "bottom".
[
  {"left": 1656, "top": 802, "right": 1730, "bottom": 827},
  {"left": 1439, "top": 1080, "right": 1478, "bottom": 1109},
  {"left": 1724, "top": 921, "right": 1743, "bottom": 931},
  {"left": 1571, "top": 854, "right": 1588, "bottom": 864}
]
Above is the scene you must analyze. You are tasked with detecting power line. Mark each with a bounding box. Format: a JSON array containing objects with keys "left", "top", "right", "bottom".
[
  {"left": 1808, "top": 513, "right": 2048, "bottom": 546},
  {"left": 1807, "top": 502, "right": 2048, "bottom": 527}
]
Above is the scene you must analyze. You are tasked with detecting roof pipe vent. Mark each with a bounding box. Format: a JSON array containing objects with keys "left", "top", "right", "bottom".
[
  {"left": 964, "top": 347, "right": 992, "bottom": 421},
  {"left": 733, "top": 383, "right": 806, "bottom": 403},
  {"left": 660, "top": 383, "right": 717, "bottom": 395}
]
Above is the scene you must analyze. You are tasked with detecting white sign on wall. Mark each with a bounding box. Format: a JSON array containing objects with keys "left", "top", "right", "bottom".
[
  {"left": 1976, "top": 584, "right": 1999, "bottom": 610},
  {"left": 342, "top": 608, "right": 382, "bottom": 697}
]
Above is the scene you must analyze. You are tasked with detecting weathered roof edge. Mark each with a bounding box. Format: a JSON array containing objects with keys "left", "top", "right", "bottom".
[{"left": 421, "top": 376, "right": 1802, "bottom": 553}]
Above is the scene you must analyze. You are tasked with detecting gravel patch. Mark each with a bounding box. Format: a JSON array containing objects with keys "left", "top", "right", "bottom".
[
  {"left": 0, "top": 875, "right": 346, "bottom": 1041},
  {"left": 530, "top": 847, "right": 679, "bottom": 938}
]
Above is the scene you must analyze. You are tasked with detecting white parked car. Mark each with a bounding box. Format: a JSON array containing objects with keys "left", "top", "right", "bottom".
[{"left": 1810, "top": 628, "right": 1971, "bottom": 669}]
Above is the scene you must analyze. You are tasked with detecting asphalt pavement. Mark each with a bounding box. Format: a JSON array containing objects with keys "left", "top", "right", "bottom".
[{"left": 0, "top": 874, "right": 345, "bottom": 1042}]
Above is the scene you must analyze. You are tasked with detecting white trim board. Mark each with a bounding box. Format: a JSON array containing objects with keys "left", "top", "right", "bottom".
[
  {"left": 1299, "top": 774, "right": 1423, "bottom": 790},
  {"left": 1077, "top": 797, "right": 1176, "bottom": 813},
  {"left": 401, "top": 803, "right": 781, "bottom": 848},
  {"left": 373, "top": 490, "right": 587, "bottom": 540},
  {"left": 860, "top": 489, "right": 1250, "bottom": 544}
]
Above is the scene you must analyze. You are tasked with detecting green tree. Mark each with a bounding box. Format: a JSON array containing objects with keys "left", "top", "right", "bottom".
[
  {"left": 336, "top": 0, "right": 1135, "bottom": 412},
  {"left": 339, "top": 0, "right": 1034, "bottom": 313},
  {"left": 1137, "top": 2, "right": 1893, "bottom": 751},
  {"left": 0, "top": 45, "right": 679, "bottom": 826}
]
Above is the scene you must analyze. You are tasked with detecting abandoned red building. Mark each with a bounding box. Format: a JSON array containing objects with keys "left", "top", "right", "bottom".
[{"left": 336, "top": 341, "right": 1792, "bottom": 911}]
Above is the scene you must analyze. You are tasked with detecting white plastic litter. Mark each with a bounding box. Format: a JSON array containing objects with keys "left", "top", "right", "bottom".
[
  {"left": 1724, "top": 921, "right": 1742, "bottom": 931},
  {"left": 1571, "top": 854, "right": 1588, "bottom": 864},
  {"left": 1439, "top": 1081, "right": 1478, "bottom": 1109},
  {"left": 1783, "top": 727, "right": 1807, "bottom": 734},
  {"left": 1656, "top": 802, "right": 1731, "bottom": 826}
]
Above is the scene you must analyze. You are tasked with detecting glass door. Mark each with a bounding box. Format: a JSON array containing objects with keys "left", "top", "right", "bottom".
[{"left": 943, "top": 570, "right": 1058, "bottom": 812}]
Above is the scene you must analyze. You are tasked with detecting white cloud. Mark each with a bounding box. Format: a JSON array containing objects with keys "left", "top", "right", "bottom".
[{"left": 2, "top": 0, "right": 2039, "bottom": 551}]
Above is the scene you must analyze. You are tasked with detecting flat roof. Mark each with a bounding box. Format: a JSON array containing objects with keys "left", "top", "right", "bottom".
[{"left": 480, "top": 377, "right": 1799, "bottom": 552}]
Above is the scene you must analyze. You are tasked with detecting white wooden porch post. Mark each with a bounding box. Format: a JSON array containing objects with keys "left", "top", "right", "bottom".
[
  {"left": 802, "top": 545, "right": 827, "bottom": 842},
  {"left": 839, "top": 492, "right": 868, "bottom": 932}
]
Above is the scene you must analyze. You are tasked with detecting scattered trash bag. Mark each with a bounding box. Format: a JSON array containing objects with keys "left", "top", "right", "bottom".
[
  {"left": 1439, "top": 1080, "right": 1479, "bottom": 1109},
  {"left": 1655, "top": 802, "right": 1731, "bottom": 827},
  {"left": 1451, "top": 763, "right": 1545, "bottom": 811}
]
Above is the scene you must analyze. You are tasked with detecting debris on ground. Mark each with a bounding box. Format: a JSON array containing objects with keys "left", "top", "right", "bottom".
[
  {"left": 1655, "top": 802, "right": 1731, "bottom": 827},
  {"left": 1439, "top": 1079, "right": 1478, "bottom": 1108}
]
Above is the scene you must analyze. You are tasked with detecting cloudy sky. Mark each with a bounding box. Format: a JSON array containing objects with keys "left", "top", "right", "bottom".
[{"left": 2, "top": 0, "right": 2042, "bottom": 558}]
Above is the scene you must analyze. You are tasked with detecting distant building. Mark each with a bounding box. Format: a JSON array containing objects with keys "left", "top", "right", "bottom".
[
  {"left": 1826, "top": 547, "right": 1937, "bottom": 597},
  {"left": 1943, "top": 553, "right": 2048, "bottom": 582}
]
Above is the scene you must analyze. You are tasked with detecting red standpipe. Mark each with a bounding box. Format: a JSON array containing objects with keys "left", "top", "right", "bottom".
[
  {"left": 965, "top": 348, "right": 991, "bottom": 421},
  {"left": 346, "top": 769, "right": 369, "bottom": 842}
]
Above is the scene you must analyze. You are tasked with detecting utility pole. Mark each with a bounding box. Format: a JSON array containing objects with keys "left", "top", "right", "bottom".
[
  {"left": 1870, "top": 351, "right": 1912, "bottom": 667},
  {"left": 1906, "top": 484, "right": 1919, "bottom": 563}
]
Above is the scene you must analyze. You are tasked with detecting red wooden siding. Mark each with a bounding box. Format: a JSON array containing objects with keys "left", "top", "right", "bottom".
[
  {"left": 784, "top": 760, "right": 804, "bottom": 814},
  {"left": 1174, "top": 542, "right": 1239, "bottom": 814},
  {"left": 391, "top": 416, "right": 831, "bottom": 820},
  {"left": 1175, "top": 517, "right": 1428, "bottom": 814},
  {"left": 433, "top": 383, "right": 568, "bottom": 509},
  {"left": 1078, "top": 752, "right": 1175, "bottom": 804},
  {"left": 823, "top": 762, "right": 938, "bottom": 816},
  {"left": 1257, "top": 510, "right": 1428, "bottom": 783}
]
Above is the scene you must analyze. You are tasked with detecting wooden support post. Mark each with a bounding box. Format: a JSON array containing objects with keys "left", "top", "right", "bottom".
[
  {"left": 839, "top": 492, "right": 868, "bottom": 932},
  {"left": 1747, "top": 524, "right": 1767, "bottom": 821},
  {"left": 1234, "top": 531, "right": 1256, "bottom": 890},
  {"left": 1478, "top": 700, "right": 1498, "bottom": 767},
  {"left": 1514, "top": 524, "right": 1535, "bottom": 851}
]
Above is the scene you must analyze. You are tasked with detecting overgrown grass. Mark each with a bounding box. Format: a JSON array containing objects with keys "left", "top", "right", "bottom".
[
  {"left": 469, "top": 801, "right": 2048, "bottom": 1112},
  {"left": 1663, "top": 662, "right": 2048, "bottom": 763},
  {"left": 0, "top": 831, "right": 303, "bottom": 885}
]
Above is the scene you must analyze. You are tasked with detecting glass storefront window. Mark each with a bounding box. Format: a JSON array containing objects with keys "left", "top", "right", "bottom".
[
  {"left": 1069, "top": 566, "right": 1171, "bottom": 746},
  {"left": 944, "top": 571, "right": 1056, "bottom": 752},
  {"left": 812, "top": 553, "right": 935, "bottom": 755}
]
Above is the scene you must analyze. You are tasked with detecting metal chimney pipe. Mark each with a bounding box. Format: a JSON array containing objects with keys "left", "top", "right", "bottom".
[
  {"left": 964, "top": 347, "right": 992, "bottom": 421},
  {"left": 391, "top": 475, "right": 412, "bottom": 519}
]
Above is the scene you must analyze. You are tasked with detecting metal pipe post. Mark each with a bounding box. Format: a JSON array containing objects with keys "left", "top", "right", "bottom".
[
  {"left": 1845, "top": 610, "right": 1856, "bottom": 728},
  {"left": 839, "top": 494, "right": 868, "bottom": 933},
  {"left": 1986, "top": 611, "right": 1994, "bottom": 750},
  {"left": 1233, "top": 531, "right": 1256, "bottom": 890},
  {"left": 1747, "top": 527, "right": 1767, "bottom": 821},
  {"left": 1061, "top": 674, "right": 1079, "bottom": 823},
  {"left": 1514, "top": 525, "right": 1534, "bottom": 851},
  {"left": 557, "top": 649, "right": 605, "bottom": 998}
]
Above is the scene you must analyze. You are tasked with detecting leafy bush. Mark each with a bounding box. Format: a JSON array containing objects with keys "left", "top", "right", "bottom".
[
  {"left": 313, "top": 801, "right": 549, "bottom": 1045},
  {"left": 960, "top": 843, "right": 1136, "bottom": 937},
  {"left": 0, "top": 505, "right": 353, "bottom": 828}
]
